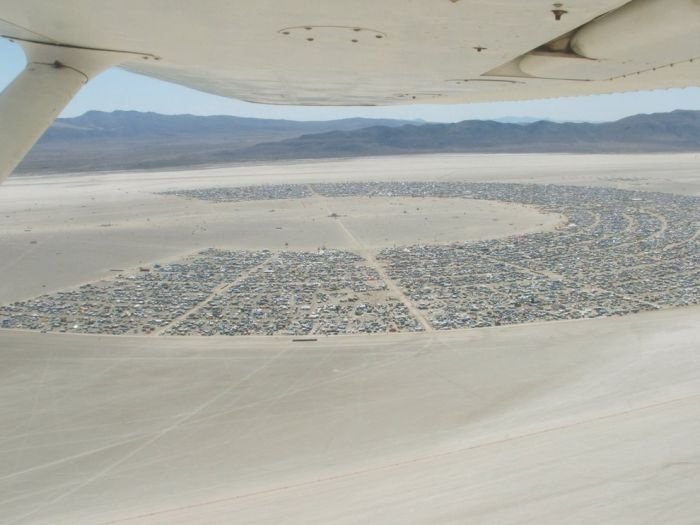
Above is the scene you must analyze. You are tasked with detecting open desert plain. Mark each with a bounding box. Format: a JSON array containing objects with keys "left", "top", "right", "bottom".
[{"left": 0, "top": 153, "right": 699, "bottom": 524}]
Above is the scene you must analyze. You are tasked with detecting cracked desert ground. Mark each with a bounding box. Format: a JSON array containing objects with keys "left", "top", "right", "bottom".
[{"left": 1, "top": 154, "right": 698, "bottom": 524}]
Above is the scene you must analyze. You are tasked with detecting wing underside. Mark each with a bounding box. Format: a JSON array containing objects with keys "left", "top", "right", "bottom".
[
  {"left": 2, "top": 0, "right": 700, "bottom": 106},
  {"left": 0, "top": 0, "right": 699, "bottom": 180}
]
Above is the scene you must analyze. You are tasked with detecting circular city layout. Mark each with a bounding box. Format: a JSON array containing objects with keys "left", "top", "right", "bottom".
[{"left": 1, "top": 182, "right": 697, "bottom": 336}]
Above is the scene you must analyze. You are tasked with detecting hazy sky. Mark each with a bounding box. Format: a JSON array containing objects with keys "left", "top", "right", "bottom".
[{"left": 2, "top": 38, "right": 699, "bottom": 123}]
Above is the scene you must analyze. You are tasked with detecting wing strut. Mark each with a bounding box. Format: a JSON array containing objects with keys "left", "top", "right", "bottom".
[{"left": 0, "top": 39, "right": 154, "bottom": 183}]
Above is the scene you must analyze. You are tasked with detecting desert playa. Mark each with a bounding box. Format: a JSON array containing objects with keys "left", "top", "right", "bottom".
[{"left": 0, "top": 154, "right": 699, "bottom": 524}]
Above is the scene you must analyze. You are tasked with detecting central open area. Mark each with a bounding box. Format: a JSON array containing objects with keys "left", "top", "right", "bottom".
[{"left": 205, "top": 195, "right": 561, "bottom": 250}]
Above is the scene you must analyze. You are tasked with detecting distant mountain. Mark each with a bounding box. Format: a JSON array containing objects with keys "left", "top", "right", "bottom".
[
  {"left": 15, "top": 110, "right": 700, "bottom": 174},
  {"left": 41, "top": 110, "right": 423, "bottom": 142},
  {"left": 491, "top": 116, "right": 549, "bottom": 124},
  {"left": 491, "top": 116, "right": 598, "bottom": 124},
  {"left": 230, "top": 110, "right": 700, "bottom": 161},
  {"left": 17, "top": 111, "right": 423, "bottom": 173}
]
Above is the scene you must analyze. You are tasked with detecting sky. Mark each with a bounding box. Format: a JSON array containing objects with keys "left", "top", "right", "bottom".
[{"left": 2, "top": 38, "right": 699, "bottom": 123}]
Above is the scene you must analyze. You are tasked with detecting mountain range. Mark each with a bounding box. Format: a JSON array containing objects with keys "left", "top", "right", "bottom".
[{"left": 15, "top": 109, "right": 700, "bottom": 174}]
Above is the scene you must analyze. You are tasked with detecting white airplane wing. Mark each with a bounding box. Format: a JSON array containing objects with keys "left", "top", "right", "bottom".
[{"left": 1, "top": 0, "right": 699, "bottom": 180}]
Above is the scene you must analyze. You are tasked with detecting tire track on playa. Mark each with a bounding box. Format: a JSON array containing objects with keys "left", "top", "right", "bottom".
[
  {"left": 306, "top": 185, "right": 433, "bottom": 332},
  {"left": 171, "top": 334, "right": 432, "bottom": 429},
  {"left": 97, "top": 391, "right": 700, "bottom": 525},
  {"left": 4, "top": 345, "right": 294, "bottom": 525},
  {"left": 0, "top": 244, "right": 34, "bottom": 275},
  {"left": 3, "top": 335, "right": 432, "bottom": 523}
]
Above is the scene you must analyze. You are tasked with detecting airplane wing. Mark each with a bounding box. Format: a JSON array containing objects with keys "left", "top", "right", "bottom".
[{"left": 1, "top": 0, "right": 699, "bottom": 181}]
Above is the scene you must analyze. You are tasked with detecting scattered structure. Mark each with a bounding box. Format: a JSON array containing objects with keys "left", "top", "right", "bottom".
[
  {"left": 1, "top": 182, "right": 697, "bottom": 335},
  {"left": 165, "top": 250, "right": 421, "bottom": 336},
  {"left": 158, "top": 184, "right": 311, "bottom": 202}
]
